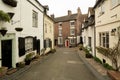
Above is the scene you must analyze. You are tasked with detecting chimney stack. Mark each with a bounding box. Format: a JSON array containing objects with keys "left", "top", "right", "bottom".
[{"left": 68, "top": 10, "right": 72, "bottom": 16}]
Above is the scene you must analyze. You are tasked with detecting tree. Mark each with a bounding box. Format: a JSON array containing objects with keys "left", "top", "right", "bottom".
[{"left": 96, "top": 26, "right": 120, "bottom": 71}]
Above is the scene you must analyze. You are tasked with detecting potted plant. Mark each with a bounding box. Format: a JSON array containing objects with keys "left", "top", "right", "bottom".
[
  {"left": 0, "top": 27, "right": 8, "bottom": 36},
  {"left": 0, "top": 10, "right": 10, "bottom": 36},
  {"left": 25, "top": 53, "right": 34, "bottom": 65},
  {"left": 0, "top": 67, "right": 8, "bottom": 77},
  {"left": 0, "top": 10, "right": 10, "bottom": 23},
  {"left": 15, "top": 27, "right": 23, "bottom": 32},
  {"left": 2, "top": 0, "right": 17, "bottom": 7}
]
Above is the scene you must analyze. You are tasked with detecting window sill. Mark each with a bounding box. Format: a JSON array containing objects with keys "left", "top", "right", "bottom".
[{"left": 111, "top": 4, "right": 120, "bottom": 10}]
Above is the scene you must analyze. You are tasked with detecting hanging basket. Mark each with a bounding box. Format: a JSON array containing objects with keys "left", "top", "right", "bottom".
[
  {"left": 15, "top": 27, "right": 23, "bottom": 32},
  {"left": 2, "top": 0, "right": 17, "bottom": 7},
  {"left": 0, "top": 29, "right": 8, "bottom": 36}
]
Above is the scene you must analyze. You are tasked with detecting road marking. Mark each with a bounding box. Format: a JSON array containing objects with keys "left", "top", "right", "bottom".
[{"left": 67, "top": 60, "right": 84, "bottom": 64}]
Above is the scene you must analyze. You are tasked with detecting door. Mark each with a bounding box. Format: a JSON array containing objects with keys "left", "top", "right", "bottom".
[
  {"left": 2, "top": 40, "right": 12, "bottom": 68},
  {"left": 65, "top": 40, "right": 69, "bottom": 47}
]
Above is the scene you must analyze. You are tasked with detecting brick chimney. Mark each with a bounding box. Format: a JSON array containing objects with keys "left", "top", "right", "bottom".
[{"left": 68, "top": 10, "right": 72, "bottom": 16}]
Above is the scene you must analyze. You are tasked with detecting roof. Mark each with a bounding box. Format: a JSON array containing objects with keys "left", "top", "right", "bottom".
[
  {"left": 54, "top": 14, "right": 77, "bottom": 23},
  {"left": 88, "top": 7, "right": 94, "bottom": 16},
  {"left": 94, "top": 0, "right": 104, "bottom": 9}
]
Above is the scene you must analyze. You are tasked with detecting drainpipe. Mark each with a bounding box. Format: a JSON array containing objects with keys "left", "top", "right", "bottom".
[{"left": 94, "top": 24, "right": 96, "bottom": 57}]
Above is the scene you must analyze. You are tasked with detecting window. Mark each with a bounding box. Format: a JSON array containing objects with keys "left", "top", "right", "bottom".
[
  {"left": 70, "top": 38, "right": 75, "bottom": 44},
  {"left": 59, "top": 22, "right": 62, "bottom": 26},
  {"left": 25, "top": 37, "right": 33, "bottom": 52},
  {"left": 58, "top": 37, "right": 63, "bottom": 45},
  {"left": 32, "top": 10, "right": 38, "bottom": 27},
  {"left": 59, "top": 29, "right": 62, "bottom": 36},
  {"left": 88, "top": 37, "right": 92, "bottom": 47},
  {"left": 70, "top": 21, "right": 75, "bottom": 26},
  {"left": 98, "top": 4, "right": 105, "bottom": 16},
  {"left": 70, "top": 29, "right": 75, "bottom": 35},
  {"left": 45, "top": 24, "right": 47, "bottom": 33},
  {"left": 99, "top": 32, "right": 109, "bottom": 48},
  {"left": 50, "top": 26, "right": 52, "bottom": 33},
  {"left": 111, "top": 0, "right": 120, "bottom": 8}
]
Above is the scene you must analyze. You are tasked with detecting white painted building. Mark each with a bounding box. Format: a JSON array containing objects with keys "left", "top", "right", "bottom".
[
  {"left": 94, "top": 0, "right": 120, "bottom": 66},
  {"left": 0, "top": 0, "right": 44, "bottom": 68},
  {"left": 82, "top": 7, "right": 95, "bottom": 56},
  {"left": 44, "top": 6, "right": 54, "bottom": 54}
]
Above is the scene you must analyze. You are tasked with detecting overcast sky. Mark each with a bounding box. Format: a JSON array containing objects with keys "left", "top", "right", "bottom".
[{"left": 38, "top": 0, "right": 96, "bottom": 17}]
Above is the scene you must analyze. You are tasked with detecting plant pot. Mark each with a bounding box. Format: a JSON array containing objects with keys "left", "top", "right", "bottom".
[
  {"left": 25, "top": 60, "right": 31, "bottom": 65},
  {"left": 0, "top": 29, "right": 7, "bottom": 36},
  {"left": 15, "top": 27, "right": 23, "bottom": 32},
  {"left": 7, "top": 12, "right": 15, "bottom": 19},
  {"left": 0, "top": 67, "right": 8, "bottom": 77}
]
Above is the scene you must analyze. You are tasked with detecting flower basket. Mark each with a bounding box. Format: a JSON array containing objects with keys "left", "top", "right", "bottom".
[
  {"left": 15, "top": 27, "right": 23, "bottom": 32},
  {"left": 2, "top": 0, "right": 17, "bottom": 7},
  {"left": 0, "top": 29, "right": 8, "bottom": 36}
]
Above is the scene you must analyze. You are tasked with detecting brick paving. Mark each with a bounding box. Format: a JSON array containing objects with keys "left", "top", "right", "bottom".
[{"left": 78, "top": 50, "right": 111, "bottom": 80}]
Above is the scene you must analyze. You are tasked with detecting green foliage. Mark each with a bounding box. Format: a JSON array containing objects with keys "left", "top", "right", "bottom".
[
  {"left": 25, "top": 52, "right": 34, "bottom": 61},
  {"left": 83, "top": 46, "right": 89, "bottom": 54},
  {"left": 103, "top": 63, "right": 114, "bottom": 70},
  {"left": 93, "top": 57, "right": 102, "bottom": 64},
  {"left": 85, "top": 53, "right": 93, "bottom": 58},
  {"left": 79, "top": 44, "right": 83, "bottom": 50},
  {"left": 0, "top": 10, "right": 10, "bottom": 22}
]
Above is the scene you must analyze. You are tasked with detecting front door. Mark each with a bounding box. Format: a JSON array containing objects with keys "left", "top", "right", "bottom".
[
  {"left": 65, "top": 40, "right": 69, "bottom": 47},
  {"left": 2, "top": 40, "right": 12, "bottom": 68}
]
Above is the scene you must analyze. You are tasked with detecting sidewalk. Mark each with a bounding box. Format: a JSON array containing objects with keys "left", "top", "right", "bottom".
[
  {"left": 77, "top": 50, "right": 111, "bottom": 80},
  {"left": 0, "top": 54, "right": 52, "bottom": 80}
]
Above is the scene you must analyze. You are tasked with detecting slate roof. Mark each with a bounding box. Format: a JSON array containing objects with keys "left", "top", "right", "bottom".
[
  {"left": 94, "top": 0, "right": 104, "bottom": 8},
  {"left": 54, "top": 14, "right": 77, "bottom": 23}
]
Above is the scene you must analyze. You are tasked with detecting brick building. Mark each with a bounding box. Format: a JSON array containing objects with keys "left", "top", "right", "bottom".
[{"left": 52, "top": 7, "right": 84, "bottom": 47}]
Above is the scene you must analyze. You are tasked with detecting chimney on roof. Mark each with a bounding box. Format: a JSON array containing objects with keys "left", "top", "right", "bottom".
[
  {"left": 68, "top": 10, "right": 72, "bottom": 16},
  {"left": 51, "top": 14, "right": 55, "bottom": 19},
  {"left": 77, "top": 7, "right": 82, "bottom": 14}
]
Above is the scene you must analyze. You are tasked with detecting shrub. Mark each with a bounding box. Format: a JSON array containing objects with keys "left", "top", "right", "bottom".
[
  {"left": 93, "top": 57, "right": 102, "bottom": 64},
  {"left": 16, "top": 62, "right": 25, "bottom": 68},
  {"left": 103, "top": 63, "right": 114, "bottom": 70},
  {"left": 79, "top": 44, "right": 83, "bottom": 50},
  {"left": 85, "top": 53, "right": 93, "bottom": 58}
]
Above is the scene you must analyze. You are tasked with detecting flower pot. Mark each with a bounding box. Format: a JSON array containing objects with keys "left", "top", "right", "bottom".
[
  {"left": 25, "top": 60, "right": 31, "bottom": 65},
  {"left": 0, "top": 29, "right": 7, "bottom": 36},
  {"left": 15, "top": 27, "right": 23, "bottom": 32},
  {"left": 0, "top": 67, "right": 8, "bottom": 77},
  {"left": 2, "top": 0, "right": 17, "bottom": 7},
  {"left": 8, "top": 12, "right": 14, "bottom": 19}
]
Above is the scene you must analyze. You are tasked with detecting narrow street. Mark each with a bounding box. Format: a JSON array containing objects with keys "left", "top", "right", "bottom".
[{"left": 13, "top": 48, "right": 99, "bottom": 80}]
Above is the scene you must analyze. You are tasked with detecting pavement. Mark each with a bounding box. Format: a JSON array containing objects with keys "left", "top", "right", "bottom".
[{"left": 0, "top": 48, "right": 112, "bottom": 80}]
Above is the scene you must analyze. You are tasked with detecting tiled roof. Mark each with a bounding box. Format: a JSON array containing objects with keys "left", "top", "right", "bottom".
[{"left": 54, "top": 14, "right": 77, "bottom": 23}]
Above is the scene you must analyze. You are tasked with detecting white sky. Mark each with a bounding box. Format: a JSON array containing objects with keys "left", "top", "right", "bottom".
[{"left": 38, "top": 0, "right": 96, "bottom": 17}]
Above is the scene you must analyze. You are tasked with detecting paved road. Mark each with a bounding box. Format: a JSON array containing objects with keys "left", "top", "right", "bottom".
[{"left": 16, "top": 48, "right": 98, "bottom": 80}]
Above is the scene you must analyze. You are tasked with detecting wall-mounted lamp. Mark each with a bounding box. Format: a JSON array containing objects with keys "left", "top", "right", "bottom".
[{"left": 111, "top": 28, "right": 116, "bottom": 36}]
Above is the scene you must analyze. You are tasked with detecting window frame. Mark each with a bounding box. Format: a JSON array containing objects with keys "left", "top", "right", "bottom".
[{"left": 32, "top": 10, "right": 38, "bottom": 28}]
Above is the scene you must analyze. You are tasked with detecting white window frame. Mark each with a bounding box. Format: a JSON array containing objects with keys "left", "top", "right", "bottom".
[
  {"left": 59, "top": 29, "right": 62, "bottom": 36},
  {"left": 25, "top": 38, "right": 33, "bottom": 52},
  {"left": 70, "top": 38, "right": 75, "bottom": 44},
  {"left": 99, "top": 32, "right": 109, "bottom": 48},
  {"left": 58, "top": 37, "right": 63, "bottom": 45},
  {"left": 32, "top": 10, "right": 38, "bottom": 28},
  {"left": 70, "top": 29, "right": 75, "bottom": 35},
  {"left": 70, "top": 21, "right": 75, "bottom": 27}
]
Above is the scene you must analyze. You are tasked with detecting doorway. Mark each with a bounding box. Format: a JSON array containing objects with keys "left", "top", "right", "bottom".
[
  {"left": 1, "top": 40, "right": 12, "bottom": 68},
  {"left": 65, "top": 40, "right": 69, "bottom": 47}
]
